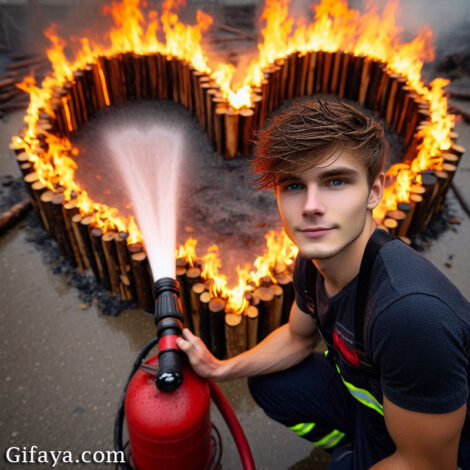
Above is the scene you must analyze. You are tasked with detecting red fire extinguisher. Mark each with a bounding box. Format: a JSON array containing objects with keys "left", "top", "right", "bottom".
[{"left": 114, "top": 277, "right": 255, "bottom": 470}]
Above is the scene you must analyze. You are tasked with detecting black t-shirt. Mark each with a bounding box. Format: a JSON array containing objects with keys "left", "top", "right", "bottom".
[{"left": 294, "top": 234, "right": 470, "bottom": 415}]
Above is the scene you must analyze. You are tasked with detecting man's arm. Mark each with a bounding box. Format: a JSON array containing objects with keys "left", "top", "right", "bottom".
[
  {"left": 176, "top": 301, "right": 319, "bottom": 381},
  {"left": 370, "top": 396, "right": 466, "bottom": 470}
]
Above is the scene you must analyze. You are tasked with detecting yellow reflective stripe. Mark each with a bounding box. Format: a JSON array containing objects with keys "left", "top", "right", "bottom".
[
  {"left": 312, "top": 429, "right": 345, "bottom": 449},
  {"left": 335, "top": 364, "right": 384, "bottom": 416},
  {"left": 289, "top": 422, "right": 315, "bottom": 436}
]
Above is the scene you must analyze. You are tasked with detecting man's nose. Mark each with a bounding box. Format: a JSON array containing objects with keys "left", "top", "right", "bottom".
[{"left": 302, "top": 185, "right": 325, "bottom": 216}]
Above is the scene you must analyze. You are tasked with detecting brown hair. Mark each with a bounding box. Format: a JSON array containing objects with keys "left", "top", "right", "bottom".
[{"left": 252, "top": 97, "right": 386, "bottom": 189}]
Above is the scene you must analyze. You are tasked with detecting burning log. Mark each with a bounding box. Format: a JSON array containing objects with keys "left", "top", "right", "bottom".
[
  {"left": 346, "top": 55, "right": 365, "bottom": 101},
  {"left": 275, "top": 272, "right": 294, "bottom": 325},
  {"left": 102, "top": 231, "right": 122, "bottom": 295},
  {"left": 214, "top": 105, "right": 227, "bottom": 156},
  {"left": 391, "top": 79, "right": 408, "bottom": 130},
  {"left": 305, "top": 51, "right": 317, "bottom": 95},
  {"left": 295, "top": 54, "right": 309, "bottom": 97},
  {"left": 268, "top": 284, "right": 283, "bottom": 332},
  {"left": 321, "top": 51, "right": 334, "bottom": 94},
  {"left": 254, "top": 286, "right": 274, "bottom": 342},
  {"left": 384, "top": 74, "right": 400, "bottom": 124},
  {"left": 90, "top": 227, "right": 111, "bottom": 290},
  {"left": 63, "top": 201, "right": 85, "bottom": 271},
  {"left": 50, "top": 193, "right": 75, "bottom": 263},
  {"left": 395, "top": 202, "right": 413, "bottom": 237},
  {"left": 384, "top": 209, "right": 406, "bottom": 236},
  {"left": 209, "top": 297, "right": 226, "bottom": 359},
  {"left": 115, "top": 232, "right": 135, "bottom": 301},
  {"left": 79, "top": 216, "right": 100, "bottom": 278},
  {"left": 225, "top": 313, "right": 247, "bottom": 358},
  {"left": 0, "top": 198, "right": 32, "bottom": 235},
  {"left": 31, "top": 180, "right": 49, "bottom": 231},
  {"left": 239, "top": 108, "right": 254, "bottom": 157},
  {"left": 198, "top": 291, "right": 212, "bottom": 350},
  {"left": 130, "top": 251, "right": 154, "bottom": 313},
  {"left": 190, "top": 282, "right": 206, "bottom": 336},
  {"left": 186, "top": 266, "right": 202, "bottom": 322},
  {"left": 246, "top": 305, "right": 259, "bottom": 350},
  {"left": 314, "top": 50, "right": 324, "bottom": 94},
  {"left": 71, "top": 214, "right": 91, "bottom": 272},
  {"left": 224, "top": 108, "right": 239, "bottom": 159},
  {"left": 358, "top": 57, "right": 373, "bottom": 107},
  {"left": 337, "top": 52, "right": 351, "bottom": 99},
  {"left": 287, "top": 52, "right": 297, "bottom": 99},
  {"left": 329, "top": 51, "right": 342, "bottom": 95}
]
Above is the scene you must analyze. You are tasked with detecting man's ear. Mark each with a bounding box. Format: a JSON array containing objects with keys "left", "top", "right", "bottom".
[{"left": 367, "top": 172, "right": 385, "bottom": 210}]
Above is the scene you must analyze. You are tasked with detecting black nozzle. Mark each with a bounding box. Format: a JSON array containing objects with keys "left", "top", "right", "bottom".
[{"left": 153, "top": 277, "right": 184, "bottom": 392}]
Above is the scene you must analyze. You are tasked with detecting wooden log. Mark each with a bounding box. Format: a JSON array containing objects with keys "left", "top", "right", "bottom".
[
  {"left": 259, "top": 78, "right": 270, "bottom": 128},
  {"left": 396, "top": 87, "right": 412, "bottom": 135},
  {"left": 433, "top": 163, "right": 457, "bottom": 216},
  {"left": 337, "top": 52, "right": 351, "bottom": 99},
  {"left": 198, "top": 291, "right": 212, "bottom": 349},
  {"left": 79, "top": 216, "right": 100, "bottom": 278},
  {"left": 31, "top": 180, "right": 49, "bottom": 231},
  {"left": 384, "top": 209, "right": 406, "bottom": 236},
  {"left": 214, "top": 105, "right": 227, "bottom": 156},
  {"left": 391, "top": 79, "right": 408, "bottom": 130},
  {"left": 239, "top": 108, "right": 254, "bottom": 157},
  {"left": 287, "top": 52, "right": 297, "bottom": 99},
  {"left": 246, "top": 305, "right": 259, "bottom": 350},
  {"left": 403, "top": 96, "right": 419, "bottom": 146},
  {"left": 190, "top": 282, "right": 206, "bottom": 336},
  {"left": 102, "top": 231, "right": 121, "bottom": 295},
  {"left": 156, "top": 53, "right": 169, "bottom": 100},
  {"left": 321, "top": 51, "right": 333, "bottom": 94},
  {"left": 50, "top": 193, "right": 75, "bottom": 263},
  {"left": 251, "top": 94, "right": 262, "bottom": 132},
  {"left": 71, "top": 214, "right": 91, "bottom": 271},
  {"left": 82, "top": 65, "right": 97, "bottom": 117},
  {"left": 115, "top": 231, "right": 135, "bottom": 301},
  {"left": 449, "top": 143, "right": 465, "bottom": 166},
  {"left": 186, "top": 266, "right": 202, "bottom": 321},
  {"left": 146, "top": 54, "right": 158, "bottom": 99},
  {"left": 305, "top": 51, "right": 317, "bottom": 96},
  {"left": 209, "top": 297, "right": 226, "bottom": 359},
  {"left": 314, "top": 50, "right": 324, "bottom": 94},
  {"left": 357, "top": 57, "right": 373, "bottom": 107},
  {"left": 427, "top": 169, "right": 451, "bottom": 223},
  {"left": 268, "top": 284, "right": 283, "bottom": 333},
  {"left": 169, "top": 56, "right": 179, "bottom": 103},
  {"left": 329, "top": 51, "right": 342, "bottom": 95},
  {"left": 225, "top": 313, "right": 247, "bottom": 358},
  {"left": 224, "top": 108, "right": 239, "bottom": 159},
  {"left": 407, "top": 173, "right": 437, "bottom": 237},
  {"left": 275, "top": 272, "right": 294, "bottom": 325},
  {"left": 0, "top": 198, "right": 31, "bottom": 235},
  {"left": 63, "top": 201, "right": 85, "bottom": 271},
  {"left": 346, "top": 55, "right": 364, "bottom": 101},
  {"left": 277, "top": 58, "right": 288, "bottom": 100},
  {"left": 131, "top": 251, "right": 154, "bottom": 313},
  {"left": 90, "top": 227, "right": 111, "bottom": 290},
  {"left": 385, "top": 74, "right": 401, "bottom": 124},
  {"left": 295, "top": 54, "right": 308, "bottom": 97},
  {"left": 383, "top": 217, "right": 398, "bottom": 236},
  {"left": 206, "top": 88, "right": 218, "bottom": 144},
  {"left": 254, "top": 286, "right": 274, "bottom": 342},
  {"left": 396, "top": 202, "right": 413, "bottom": 237},
  {"left": 365, "top": 62, "right": 385, "bottom": 110}
]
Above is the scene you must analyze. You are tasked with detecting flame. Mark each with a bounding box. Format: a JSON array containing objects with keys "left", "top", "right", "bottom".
[{"left": 12, "top": 0, "right": 457, "bottom": 311}]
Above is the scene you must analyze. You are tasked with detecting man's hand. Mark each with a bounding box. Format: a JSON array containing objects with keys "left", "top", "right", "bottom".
[{"left": 176, "top": 328, "right": 224, "bottom": 380}]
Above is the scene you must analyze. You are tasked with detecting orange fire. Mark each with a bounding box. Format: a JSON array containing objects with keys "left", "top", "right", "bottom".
[{"left": 13, "top": 0, "right": 456, "bottom": 313}]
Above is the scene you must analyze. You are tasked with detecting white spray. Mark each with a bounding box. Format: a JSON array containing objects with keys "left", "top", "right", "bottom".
[{"left": 105, "top": 125, "right": 183, "bottom": 281}]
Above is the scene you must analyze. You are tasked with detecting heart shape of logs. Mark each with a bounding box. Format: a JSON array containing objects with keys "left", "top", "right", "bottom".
[{"left": 13, "top": 0, "right": 465, "bottom": 359}]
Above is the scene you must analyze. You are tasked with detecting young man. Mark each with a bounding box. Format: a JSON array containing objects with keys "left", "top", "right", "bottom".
[{"left": 176, "top": 98, "right": 470, "bottom": 470}]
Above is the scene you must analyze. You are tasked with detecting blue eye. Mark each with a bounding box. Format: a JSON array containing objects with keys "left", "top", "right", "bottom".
[
  {"left": 329, "top": 179, "right": 345, "bottom": 188},
  {"left": 285, "top": 183, "right": 304, "bottom": 192}
]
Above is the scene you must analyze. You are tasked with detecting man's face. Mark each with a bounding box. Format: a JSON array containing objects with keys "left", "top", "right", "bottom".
[{"left": 276, "top": 149, "right": 383, "bottom": 260}]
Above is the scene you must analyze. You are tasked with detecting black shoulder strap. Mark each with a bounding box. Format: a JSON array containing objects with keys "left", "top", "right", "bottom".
[{"left": 354, "top": 229, "right": 395, "bottom": 352}]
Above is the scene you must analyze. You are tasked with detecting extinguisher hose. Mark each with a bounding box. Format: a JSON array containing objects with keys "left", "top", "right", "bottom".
[
  {"left": 114, "top": 336, "right": 160, "bottom": 470},
  {"left": 209, "top": 381, "right": 256, "bottom": 470}
]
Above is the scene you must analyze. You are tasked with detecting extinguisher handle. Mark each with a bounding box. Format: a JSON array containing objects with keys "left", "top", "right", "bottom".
[{"left": 156, "top": 333, "right": 183, "bottom": 392}]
